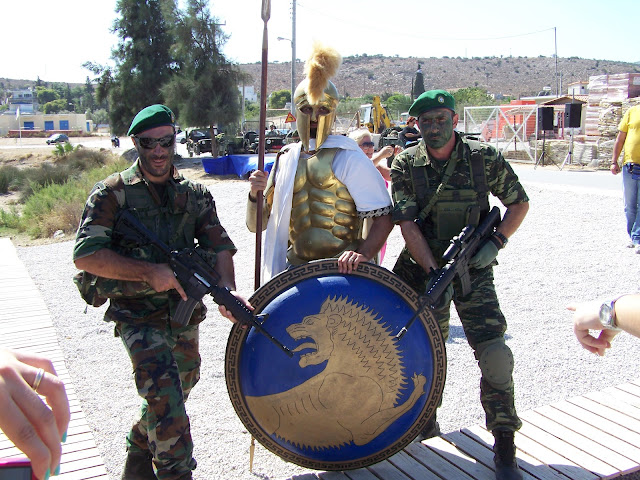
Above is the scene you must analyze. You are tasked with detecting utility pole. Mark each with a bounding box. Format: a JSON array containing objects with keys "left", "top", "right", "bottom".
[{"left": 554, "top": 27, "right": 559, "bottom": 97}]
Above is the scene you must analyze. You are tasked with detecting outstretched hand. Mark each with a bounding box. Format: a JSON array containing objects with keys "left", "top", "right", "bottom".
[
  {"left": 0, "top": 348, "right": 70, "bottom": 480},
  {"left": 567, "top": 301, "right": 620, "bottom": 356}
]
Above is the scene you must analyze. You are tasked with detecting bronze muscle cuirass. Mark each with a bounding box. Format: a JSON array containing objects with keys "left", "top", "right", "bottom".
[{"left": 287, "top": 149, "right": 361, "bottom": 265}]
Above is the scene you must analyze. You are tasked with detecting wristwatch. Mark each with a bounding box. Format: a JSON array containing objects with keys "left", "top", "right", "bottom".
[
  {"left": 599, "top": 299, "right": 621, "bottom": 330},
  {"left": 493, "top": 232, "right": 508, "bottom": 249}
]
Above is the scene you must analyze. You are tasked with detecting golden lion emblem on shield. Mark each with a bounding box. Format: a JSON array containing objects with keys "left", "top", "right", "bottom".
[{"left": 246, "top": 296, "right": 427, "bottom": 449}]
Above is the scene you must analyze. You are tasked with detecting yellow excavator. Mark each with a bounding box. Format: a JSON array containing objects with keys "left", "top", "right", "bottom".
[{"left": 358, "top": 96, "right": 403, "bottom": 148}]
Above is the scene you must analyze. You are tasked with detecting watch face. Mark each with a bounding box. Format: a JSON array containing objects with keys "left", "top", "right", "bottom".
[{"left": 599, "top": 302, "right": 615, "bottom": 328}]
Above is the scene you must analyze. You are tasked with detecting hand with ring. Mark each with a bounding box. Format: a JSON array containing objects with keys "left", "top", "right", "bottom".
[
  {"left": 0, "top": 348, "right": 70, "bottom": 480},
  {"left": 337, "top": 250, "right": 367, "bottom": 274}
]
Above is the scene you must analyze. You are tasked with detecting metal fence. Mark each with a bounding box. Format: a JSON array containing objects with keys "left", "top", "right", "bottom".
[{"left": 463, "top": 105, "right": 542, "bottom": 163}]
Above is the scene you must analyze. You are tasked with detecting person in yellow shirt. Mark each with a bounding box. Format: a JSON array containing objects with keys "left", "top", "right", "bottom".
[{"left": 611, "top": 104, "right": 640, "bottom": 251}]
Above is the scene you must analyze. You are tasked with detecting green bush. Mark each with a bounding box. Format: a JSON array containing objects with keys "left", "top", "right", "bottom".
[
  {"left": 0, "top": 166, "right": 25, "bottom": 194},
  {"left": 0, "top": 151, "right": 129, "bottom": 238}
]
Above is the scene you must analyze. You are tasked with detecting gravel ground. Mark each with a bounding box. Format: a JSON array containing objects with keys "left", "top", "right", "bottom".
[{"left": 15, "top": 164, "right": 640, "bottom": 480}]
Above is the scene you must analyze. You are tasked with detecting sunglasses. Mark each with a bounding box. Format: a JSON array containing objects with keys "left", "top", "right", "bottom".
[
  {"left": 134, "top": 134, "right": 175, "bottom": 149},
  {"left": 360, "top": 141, "right": 375, "bottom": 148}
]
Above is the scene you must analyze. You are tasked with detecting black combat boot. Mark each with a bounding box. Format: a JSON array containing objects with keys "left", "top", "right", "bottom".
[
  {"left": 122, "top": 450, "right": 156, "bottom": 480},
  {"left": 492, "top": 429, "right": 523, "bottom": 480},
  {"left": 413, "top": 415, "right": 441, "bottom": 443}
]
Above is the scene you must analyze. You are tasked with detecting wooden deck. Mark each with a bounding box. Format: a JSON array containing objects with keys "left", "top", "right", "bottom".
[
  {"left": 284, "top": 383, "right": 640, "bottom": 479},
  {"left": 0, "top": 238, "right": 108, "bottom": 479},
  {"left": 3, "top": 236, "right": 640, "bottom": 480}
]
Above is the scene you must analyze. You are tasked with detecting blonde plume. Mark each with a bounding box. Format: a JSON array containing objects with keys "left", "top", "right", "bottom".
[{"left": 304, "top": 42, "right": 342, "bottom": 104}]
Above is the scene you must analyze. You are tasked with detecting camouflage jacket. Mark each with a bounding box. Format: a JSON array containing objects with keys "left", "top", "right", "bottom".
[
  {"left": 391, "top": 133, "right": 528, "bottom": 244},
  {"left": 74, "top": 160, "right": 236, "bottom": 327}
]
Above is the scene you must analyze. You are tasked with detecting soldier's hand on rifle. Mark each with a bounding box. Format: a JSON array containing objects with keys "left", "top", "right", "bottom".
[
  {"left": 468, "top": 239, "right": 499, "bottom": 269},
  {"left": 425, "top": 268, "right": 454, "bottom": 310},
  {"left": 218, "top": 291, "right": 254, "bottom": 324},
  {"left": 248, "top": 170, "right": 268, "bottom": 201},
  {"left": 143, "top": 263, "right": 188, "bottom": 301}
]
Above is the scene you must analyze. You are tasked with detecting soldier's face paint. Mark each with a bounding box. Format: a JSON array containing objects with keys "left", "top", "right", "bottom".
[
  {"left": 418, "top": 109, "right": 456, "bottom": 149},
  {"left": 134, "top": 126, "right": 175, "bottom": 182}
]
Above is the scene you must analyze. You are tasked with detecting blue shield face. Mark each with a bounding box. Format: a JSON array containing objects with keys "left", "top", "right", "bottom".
[{"left": 225, "top": 260, "right": 446, "bottom": 471}]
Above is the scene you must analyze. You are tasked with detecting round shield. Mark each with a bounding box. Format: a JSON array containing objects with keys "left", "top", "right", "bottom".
[{"left": 225, "top": 259, "right": 446, "bottom": 471}]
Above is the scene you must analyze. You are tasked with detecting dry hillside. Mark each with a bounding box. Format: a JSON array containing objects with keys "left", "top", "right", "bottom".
[{"left": 240, "top": 55, "right": 640, "bottom": 99}]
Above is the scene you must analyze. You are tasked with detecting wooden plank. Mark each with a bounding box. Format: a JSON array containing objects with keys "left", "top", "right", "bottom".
[
  {"left": 366, "top": 459, "right": 412, "bottom": 480},
  {"left": 422, "top": 435, "right": 495, "bottom": 480},
  {"left": 342, "top": 468, "right": 380, "bottom": 480},
  {"left": 385, "top": 449, "right": 446, "bottom": 480},
  {"left": 437, "top": 432, "right": 496, "bottom": 479},
  {"left": 614, "top": 383, "right": 640, "bottom": 399},
  {"left": 462, "top": 425, "right": 572, "bottom": 480},
  {"left": 522, "top": 409, "right": 633, "bottom": 472},
  {"left": 551, "top": 399, "right": 640, "bottom": 447},
  {"left": 585, "top": 390, "right": 640, "bottom": 419},
  {"left": 518, "top": 418, "right": 618, "bottom": 478},
  {"left": 512, "top": 424, "right": 599, "bottom": 480},
  {"left": 535, "top": 403, "right": 640, "bottom": 463},
  {"left": 402, "top": 442, "right": 476, "bottom": 479},
  {"left": 57, "top": 465, "right": 108, "bottom": 480},
  {"left": 567, "top": 396, "right": 640, "bottom": 432},
  {"left": 0, "top": 243, "right": 106, "bottom": 480},
  {"left": 318, "top": 471, "right": 351, "bottom": 479}
]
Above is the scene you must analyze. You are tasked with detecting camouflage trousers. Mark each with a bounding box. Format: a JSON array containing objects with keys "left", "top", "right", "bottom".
[
  {"left": 394, "top": 247, "right": 522, "bottom": 432},
  {"left": 116, "top": 322, "right": 201, "bottom": 480}
]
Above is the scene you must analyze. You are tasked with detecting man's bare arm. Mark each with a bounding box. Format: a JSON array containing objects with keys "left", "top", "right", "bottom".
[
  {"left": 399, "top": 220, "right": 438, "bottom": 273},
  {"left": 338, "top": 214, "right": 393, "bottom": 273},
  {"left": 495, "top": 202, "right": 529, "bottom": 241},
  {"left": 74, "top": 248, "right": 186, "bottom": 300}
]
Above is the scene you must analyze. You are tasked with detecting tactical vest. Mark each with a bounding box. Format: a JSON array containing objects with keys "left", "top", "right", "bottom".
[
  {"left": 108, "top": 173, "right": 202, "bottom": 262},
  {"left": 288, "top": 148, "right": 361, "bottom": 264},
  {"left": 74, "top": 168, "right": 211, "bottom": 312},
  {"left": 408, "top": 138, "right": 490, "bottom": 241}
]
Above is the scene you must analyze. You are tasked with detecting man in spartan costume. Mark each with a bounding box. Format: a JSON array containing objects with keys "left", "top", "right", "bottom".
[{"left": 247, "top": 42, "right": 393, "bottom": 283}]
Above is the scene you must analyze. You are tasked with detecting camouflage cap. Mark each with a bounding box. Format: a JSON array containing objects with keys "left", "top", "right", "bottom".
[
  {"left": 408, "top": 90, "right": 455, "bottom": 117},
  {"left": 127, "top": 104, "right": 175, "bottom": 136}
]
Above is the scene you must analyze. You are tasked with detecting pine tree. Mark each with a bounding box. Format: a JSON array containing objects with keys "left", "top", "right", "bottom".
[
  {"left": 108, "top": 0, "right": 176, "bottom": 134},
  {"left": 162, "top": 0, "right": 246, "bottom": 155}
]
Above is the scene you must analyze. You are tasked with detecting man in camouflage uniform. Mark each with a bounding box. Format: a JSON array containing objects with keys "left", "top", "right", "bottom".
[
  {"left": 391, "top": 90, "right": 529, "bottom": 480},
  {"left": 74, "top": 105, "right": 243, "bottom": 480}
]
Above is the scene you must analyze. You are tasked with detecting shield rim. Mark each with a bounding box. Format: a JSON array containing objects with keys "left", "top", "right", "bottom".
[{"left": 225, "top": 259, "right": 446, "bottom": 471}]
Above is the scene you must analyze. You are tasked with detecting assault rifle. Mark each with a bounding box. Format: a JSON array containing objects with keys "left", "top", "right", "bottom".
[
  {"left": 114, "top": 210, "right": 293, "bottom": 357},
  {"left": 395, "top": 206, "right": 502, "bottom": 340}
]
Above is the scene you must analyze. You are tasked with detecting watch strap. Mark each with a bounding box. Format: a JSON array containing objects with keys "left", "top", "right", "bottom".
[
  {"left": 493, "top": 231, "right": 508, "bottom": 248},
  {"left": 600, "top": 297, "right": 622, "bottom": 330}
]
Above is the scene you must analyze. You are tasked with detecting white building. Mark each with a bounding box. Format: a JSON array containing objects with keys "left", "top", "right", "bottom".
[{"left": 238, "top": 85, "right": 257, "bottom": 103}]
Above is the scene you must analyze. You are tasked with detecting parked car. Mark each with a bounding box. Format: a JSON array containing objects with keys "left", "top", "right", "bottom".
[
  {"left": 185, "top": 128, "right": 214, "bottom": 157},
  {"left": 46, "top": 133, "right": 69, "bottom": 145}
]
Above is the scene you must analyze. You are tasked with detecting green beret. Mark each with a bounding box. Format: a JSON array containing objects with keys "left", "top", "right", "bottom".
[
  {"left": 127, "top": 104, "right": 175, "bottom": 136},
  {"left": 408, "top": 90, "right": 455, "bottom": 117}
]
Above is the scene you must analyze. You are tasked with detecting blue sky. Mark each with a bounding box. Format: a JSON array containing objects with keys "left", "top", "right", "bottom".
[{"left": 3, "top": 0, "right": 638, "bottom": 84}]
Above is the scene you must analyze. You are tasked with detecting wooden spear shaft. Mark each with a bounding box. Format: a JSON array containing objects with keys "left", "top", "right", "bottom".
[{"left": 254, "top": 0, "right": 271, "bottom": 291}]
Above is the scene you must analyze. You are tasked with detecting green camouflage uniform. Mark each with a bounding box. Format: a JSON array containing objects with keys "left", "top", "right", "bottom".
[
  {"left": 391, "top": 133, "right": 528, "bottom": 432},
  {"left": 74, "top": 160, "right": 236, "bottom": 480}
]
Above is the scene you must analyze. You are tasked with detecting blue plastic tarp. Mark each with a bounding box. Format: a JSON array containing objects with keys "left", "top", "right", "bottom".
[{"left": 201, "top": 154, "right": 276, "bottom": 178}]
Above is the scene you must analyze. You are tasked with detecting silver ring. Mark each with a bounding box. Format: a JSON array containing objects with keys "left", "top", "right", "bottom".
[{"left": 32, "top": 368, "right": 45, "bottom": 392}]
